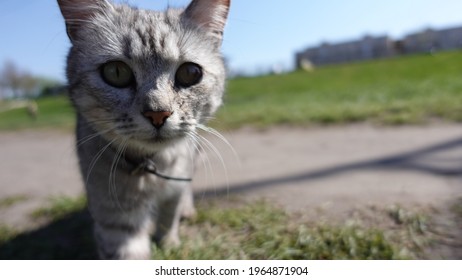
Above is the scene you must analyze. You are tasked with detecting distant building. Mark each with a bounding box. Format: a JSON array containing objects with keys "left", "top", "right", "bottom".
[
  {"left": 296, "top": 35, "right": 395, "bottom": 67},
  {"left": 401, "top": 26, "right": 462, "bottom": 54},
  {"left": 296, "top": 25, "right": 462, "bottom": 67}
]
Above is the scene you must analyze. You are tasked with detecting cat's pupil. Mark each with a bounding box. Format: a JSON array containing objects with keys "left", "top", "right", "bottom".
[
  {"left": 175, "top": 62, "right": 203, "bottom": 88},
  {"left": 101, "top": 61, "right": 134, "bottom": 88}
]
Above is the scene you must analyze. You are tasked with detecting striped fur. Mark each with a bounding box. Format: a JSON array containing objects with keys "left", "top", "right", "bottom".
[{"left": 58, "top": 0, "right": 230, "bottom": 259}]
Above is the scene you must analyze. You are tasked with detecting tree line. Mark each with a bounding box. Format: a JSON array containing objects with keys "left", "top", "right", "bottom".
[{"left": 0, "top": 61, "right": 64, "bottom": 100}]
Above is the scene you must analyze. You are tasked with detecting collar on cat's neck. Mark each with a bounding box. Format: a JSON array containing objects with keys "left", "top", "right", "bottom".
[{"left": 129, "top": 158, "right": 193, "bottom": 182}]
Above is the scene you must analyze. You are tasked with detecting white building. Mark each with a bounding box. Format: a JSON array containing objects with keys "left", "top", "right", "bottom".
[{"left": 296, "top": 25, "right": 462, "bottom": 67}]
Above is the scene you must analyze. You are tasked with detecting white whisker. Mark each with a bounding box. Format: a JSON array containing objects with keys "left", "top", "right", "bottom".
[
  {"left": 109, "top": 138, "right": 129, "bottom": 213},
  {"left": 76, "top": 126, "right": 115, "bottom": 148},
  {"left": 183, "top": 135, "right": 197, "bottom": 174},
  {"left": 194, "top": 131, "right": 230, "bottom": 197},
  {"left": 197, "top": 124, "right": 241, "bottom": 167},
  {"left": 86, "top": 137, "right": 118, "bottom": 185},
  {"left": 185, "top": 131, "right": 214, "bottom": 188}
]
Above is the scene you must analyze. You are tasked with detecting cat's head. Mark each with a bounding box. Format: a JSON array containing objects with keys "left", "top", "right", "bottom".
[{"left": 58, "top": 0, "right": 230, "bottom": 152}]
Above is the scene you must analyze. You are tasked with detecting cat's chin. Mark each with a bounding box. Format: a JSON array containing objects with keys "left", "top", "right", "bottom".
[{"left": 129, "top": 134, "right": 185, "bottom": 154}]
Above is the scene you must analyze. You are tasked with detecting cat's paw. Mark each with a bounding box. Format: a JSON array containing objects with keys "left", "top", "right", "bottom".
[
  {"left": 160, "top": 234, "right": 181, "bottom": 248},
  {"left": 181, "top": 205, "right": 197, "bottom": 220}
]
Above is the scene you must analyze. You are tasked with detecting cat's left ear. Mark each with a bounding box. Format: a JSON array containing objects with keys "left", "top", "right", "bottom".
[
  {"left": 57, "top": 0, "right": 112, "bottom": 42},
  {"left": 182, "top": 0, "right": 230, "bottom": 43}
]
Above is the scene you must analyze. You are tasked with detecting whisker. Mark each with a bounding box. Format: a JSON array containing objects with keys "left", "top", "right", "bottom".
[
  {"left": 84, "top": 119, "right": 120, "bottom": 125},
  {"left": 197, "top": 124, "right": 241, "bottom": 167},
  {"left": 192, "top": 131, "right": 230, "bottom": 198},
  {"left": 201, "top": 116, "right": 218, "bottom": 124},
  {"left": 109, "top": 137, "right": 129, "bottom": 213},
  {"left": 183, "top": 135, "right": 198, "bottom": 175},
  {"left": 185, "top": 132, "right": 214, "bottom": 187},
  {"left": 187, "top": 132, "right": 218, "bottom": 200},
  {"left": 195, "top": 132, "right": 229, "bottom": 185},
  {"left": 76, "top": 126, "right": 115, "bottom": 148},
  {"left": 62, "top": 121, "right": 116, "bottom": 171},
  {"left": 86, "top": 137, "right": 118, "bottom": 185}
]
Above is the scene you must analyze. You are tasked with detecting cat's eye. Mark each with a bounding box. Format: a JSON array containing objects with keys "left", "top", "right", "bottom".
[
  {"left": 175, "top": 62, "right": 203, "bottom": 88},
  {"left": 100, "top": 61, "right": 135, "bottom": 88}
]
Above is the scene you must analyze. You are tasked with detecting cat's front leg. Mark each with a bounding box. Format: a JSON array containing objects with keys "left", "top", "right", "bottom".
[
  {"left": 180, "top": 184, "right": 197, "bottom": 219},
  {"left": 153, "top": 199, "right": 182, "bottom": 247},
  {"left": 88, "top": 194, "right": 155, "bottom": 260},
  {"left": 94, "top": 219, "right": 152, "bottom": 260},
  {"left": 153, "top": 185, "right": 185, "bottom": 247}
]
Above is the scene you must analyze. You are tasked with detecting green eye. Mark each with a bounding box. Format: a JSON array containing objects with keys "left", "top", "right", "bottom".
[
  {"left": 175, "top": 62, "right": 203, "bottom": 88},
  {"left": 100, "top": 61, "right": 134, "bottom": 88}
]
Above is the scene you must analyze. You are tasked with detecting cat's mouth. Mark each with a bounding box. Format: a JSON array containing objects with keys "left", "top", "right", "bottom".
[
  {"left": 137, "top": 130, "right": 185, "bottom": 145},
  {"left": 148, "top": 134, "right": 170, "bottom": 143}
]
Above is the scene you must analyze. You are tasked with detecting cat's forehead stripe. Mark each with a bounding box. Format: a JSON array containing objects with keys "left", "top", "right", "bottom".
[{"left": 124, "top": 10, "right": 181, "bottom": 61}]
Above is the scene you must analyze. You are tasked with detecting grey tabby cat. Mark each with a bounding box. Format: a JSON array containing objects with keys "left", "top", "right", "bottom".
[{"left": 57, "top": 0, "right": 230, "bottom": 259}]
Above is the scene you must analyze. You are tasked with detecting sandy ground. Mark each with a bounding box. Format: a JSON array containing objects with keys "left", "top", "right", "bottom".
[{"left": 1, "top": 124, "right": 461, "bottom": 257}]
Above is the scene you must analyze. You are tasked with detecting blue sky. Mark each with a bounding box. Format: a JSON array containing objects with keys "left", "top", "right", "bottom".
[{"left": 1, "top": 0, "right": 462, "bottom": 81}]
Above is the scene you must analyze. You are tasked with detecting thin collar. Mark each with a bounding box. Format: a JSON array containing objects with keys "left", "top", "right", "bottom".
[
  {"left": 127, "top": 157, "right": 193, "bottom": 182},
  {"left": 106, "top": 142, "right": 193, "bottom": 182}
]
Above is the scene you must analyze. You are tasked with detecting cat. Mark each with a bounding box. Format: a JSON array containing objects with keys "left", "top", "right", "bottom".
[{"left": 57, "top": 0, "right": 230, "bottom": 259}]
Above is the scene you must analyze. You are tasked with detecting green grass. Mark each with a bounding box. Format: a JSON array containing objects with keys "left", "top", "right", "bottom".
[
  {"left": 217, "top": 51, "right": 462, "bottom": 128},
  {"left": 0, "top": 195, "right": 29, "bottom": 209},
  {"left": 154, "top": 201, "right": 402, "bottom": 260},
  {"left": 0, "top": 196, "right": 433, "bottom": 259},
  {"left": 30, "top": 196, "right": 87, "bottom": 221},
  {"left": 0, "top": 96, "right": 75, "bottom": 131},
  {"left": 384, "top": 205, "right": 432, "bottom": 254},
  {"left": 1, "top": 51, "right": 462, "bottom": 130},
  {"left": 0, "top": 225, "right": 17, "bottom": 244}
]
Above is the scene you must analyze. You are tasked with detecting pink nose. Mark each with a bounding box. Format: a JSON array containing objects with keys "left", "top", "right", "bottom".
[{"left": 143, "top": 111, "right": 172, "bottom": 128}]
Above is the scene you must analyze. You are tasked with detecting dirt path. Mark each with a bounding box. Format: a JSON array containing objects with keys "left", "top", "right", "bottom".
[
  {"left": 197, "top": 125, "right": 462, "bottom": 215},
  {"left": 1, "top": 124, "right": 461, "bottom": 257}
]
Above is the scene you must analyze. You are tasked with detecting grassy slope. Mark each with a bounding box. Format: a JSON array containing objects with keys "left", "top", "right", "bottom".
[
  {"left": 218, "top": 51, "right": 462, "bottom": 128},
  {"left": 1, "top": 51, "right": 462, "bottom": 130},
  {"left": 0, "top": 96, "right": 74, "bottom": 131}
]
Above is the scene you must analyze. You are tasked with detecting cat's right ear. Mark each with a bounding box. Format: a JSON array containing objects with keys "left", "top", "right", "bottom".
[
  {"left": 182, "top": 0, "right": 231, "bottom": 44},
  {"left": 57, "top": 0, "right": 111, "bottom": 42}
]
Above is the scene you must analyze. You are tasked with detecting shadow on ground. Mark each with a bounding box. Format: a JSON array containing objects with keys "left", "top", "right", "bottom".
[
  {"left": 1, "top": 137, "right": 461, "bottom": 259},
  {"left": 200, "top": 136, "right": 462, "bottom": 197},
  {"left": 0, "top": 210, "right": 97, "bottom": 260}
]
